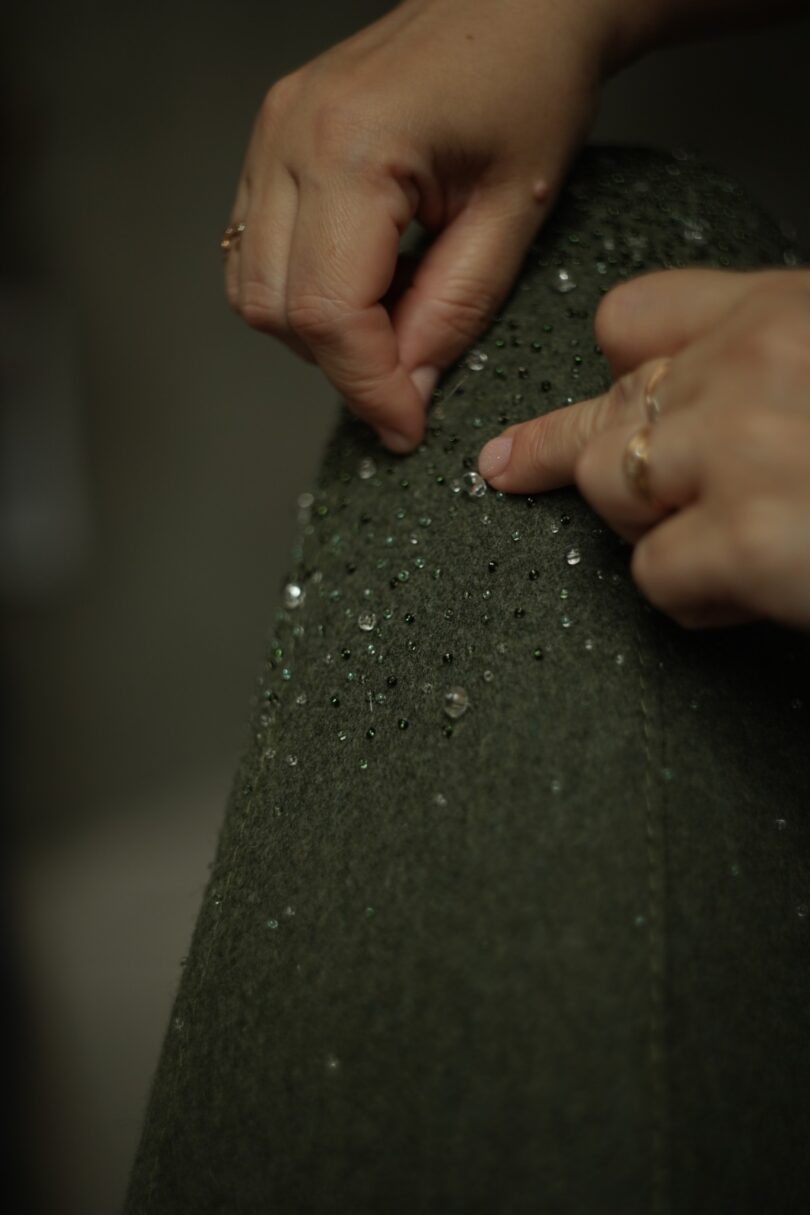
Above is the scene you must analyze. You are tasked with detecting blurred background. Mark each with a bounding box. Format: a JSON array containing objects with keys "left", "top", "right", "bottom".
[{"left": 3, "top": 1, "right": 808, "bottom": 1210}]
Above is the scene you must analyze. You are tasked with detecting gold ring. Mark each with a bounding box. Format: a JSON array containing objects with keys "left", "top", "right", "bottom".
[
  {"left": 644, "top": 358, "right": 670, "bottom": 422},
  {"left": 623, "top": 425, "right": 656, "bottom": 503},
  {"left": 221, "top": 221, "right": 245, "bottom": 254}
]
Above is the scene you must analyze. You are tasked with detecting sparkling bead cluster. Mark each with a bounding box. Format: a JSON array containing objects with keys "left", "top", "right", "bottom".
[{"left": 242, "top": 147, "right": 809, "bottom": 931}]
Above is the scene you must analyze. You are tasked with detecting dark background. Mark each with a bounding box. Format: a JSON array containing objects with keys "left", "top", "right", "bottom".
[{"left": 3, "top": 2, "right": 808, "bottom": 1211}]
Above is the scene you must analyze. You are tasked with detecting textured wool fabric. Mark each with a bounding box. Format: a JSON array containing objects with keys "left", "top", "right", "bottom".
[{"left": 125, "top": 146, "right": 810, "bottom": 1215}]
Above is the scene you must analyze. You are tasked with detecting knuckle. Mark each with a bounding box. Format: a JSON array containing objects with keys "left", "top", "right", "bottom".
[
  {"left": 430, "top": 279, "right": 500, "bottom": 347},
  {"left": 573, "top": 443, "right": 600, "bottom": 501},
  {"left": 594, "top": 280, "right": 638, "bottom": 354},
  {"left": 571, "top": 382, "right": 632, "bottom": 471},
  {"left": 240, "top": 281, "right": 285, "bottom": 334},
  {"left": 524, "top": 419, "right": 556, "bottom": 480},
  {"left": 602, "top": 372, "right": 638, "bottom": 424},
  {"left": 287, "top": 293, "right": 344, "bottom": 341},
  {"left": 225, "top": 278, "right": 241, "bottom": 313},
  {"left": 725, "top": 499, "right": 783, "bottom": 581},
  {"left": 630, "top": 530, "right": 678, "bottom": 613},
  {"left": 630, "top": 532, "right": 655, "bottom": 594},
  {"left": 257, "top": 73, "right": 299, "bottom": 134}
]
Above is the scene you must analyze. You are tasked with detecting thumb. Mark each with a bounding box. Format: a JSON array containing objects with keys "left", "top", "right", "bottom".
[
  {"left": 595, "top": 267, "right": 788, "bottom": 376},
  {"left": 391, "top": 183, "right": 545, "bottom": 387}
]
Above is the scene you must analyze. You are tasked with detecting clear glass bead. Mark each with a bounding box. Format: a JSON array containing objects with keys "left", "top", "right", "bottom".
[
  {"left": 283, "top": 582, "right": 305, "bottom": 610},
  {"left": 443, "top": 686, "right": 470, "bottom": 719}
]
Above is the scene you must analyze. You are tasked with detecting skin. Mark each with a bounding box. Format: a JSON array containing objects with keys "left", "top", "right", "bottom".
[
  {"left": 480, "top": 268, "right": 810, "bottom": 632},
  {"left": 225, "top": 0, "right": 647, "bottom": 448},
  {"left": 226, "top": 0, "right": 809, "bottom": 630}
]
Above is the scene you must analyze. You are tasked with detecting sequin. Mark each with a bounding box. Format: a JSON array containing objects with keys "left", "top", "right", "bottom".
[
  {"left": 566, "top": 547, "right": 581, "bottom": 566},
  {"left": 357, "top": 457, "right": 376, "bottom": 480},
  {"left": 358, "top": 610, "right": 377, "bottom": 632},
  {"left": 465, "top": 349, "right": 488, "bottom": 371}
]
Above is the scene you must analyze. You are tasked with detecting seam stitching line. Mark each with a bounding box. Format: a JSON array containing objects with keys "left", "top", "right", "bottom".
[{"left": 637, "top": 617, "right": 670, "bottom": 1215}]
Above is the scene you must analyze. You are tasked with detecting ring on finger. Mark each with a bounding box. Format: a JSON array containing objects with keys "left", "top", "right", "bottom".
[
  {"left": 221, "top": 221, "right": 245, "bottom": 254},
  {"left": 643, "top": 358, "right": 670, "bottom": 423},
  {"left": 623, "top": 424, "right": 667, "bottom": 512}
]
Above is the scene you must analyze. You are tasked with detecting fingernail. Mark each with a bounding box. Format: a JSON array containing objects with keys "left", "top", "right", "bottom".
[
  {"left": 411, "top": 365, "right": 439, "bottom": 403},
  {"left": 478, "top": 435, "right": 513, "bottom": 480},
  {"left": 378, "top": 427, "right": 416, "bottom": 454}
]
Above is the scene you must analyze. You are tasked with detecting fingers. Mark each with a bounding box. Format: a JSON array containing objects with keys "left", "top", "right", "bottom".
[
  {"left": 237, "top": 164, "right": 315, "bottom": 364},
  {"left": 391, "top": 184, "right": 546, "bottom": 388},
  {"left": 594, "top": 267, "right": 787, "bottom": 376},
  {"left": 631, "top": 505, "right": 757, "bottom": 630},
  {"left": 285, "top": 173, "right": 427, "bottom": 450},
  {"left": 574, "top": 409, "right": 701, "bottom": 544},
  {"left": 477, "top": 357, "right": 676, "bottom": 495}
]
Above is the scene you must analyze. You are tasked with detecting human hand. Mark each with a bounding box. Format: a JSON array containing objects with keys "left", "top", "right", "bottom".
[
  {"left": 224, "top": 0, "right": 649, "bottom": 452},
  {"left": 477, "top": 267, "right": 810, "bottom": 631}
]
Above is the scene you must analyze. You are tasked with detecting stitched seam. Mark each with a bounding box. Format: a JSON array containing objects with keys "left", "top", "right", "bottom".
[{"left": 637, "top": 620, "right": 670, "bottom": 1215}]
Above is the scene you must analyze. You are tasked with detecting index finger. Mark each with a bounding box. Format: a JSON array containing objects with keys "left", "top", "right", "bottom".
[
  {"left": 477, "top": 358, "right": 673, "bottom": 494},
  {"left": 285, "top": 173, "right": 425, "bottom": 451}
]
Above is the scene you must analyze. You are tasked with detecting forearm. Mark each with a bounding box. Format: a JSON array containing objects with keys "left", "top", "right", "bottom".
[{"left": 619, "top": 0, "right": 808, "bottom": 65}]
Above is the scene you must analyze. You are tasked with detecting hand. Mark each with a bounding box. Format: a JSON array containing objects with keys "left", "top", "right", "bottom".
[
  {"left": 477, "top": 267, "right": 810, "bottom": 632},
  {"left": 224, "top": 0, "right": 648, "bottom": 452}
]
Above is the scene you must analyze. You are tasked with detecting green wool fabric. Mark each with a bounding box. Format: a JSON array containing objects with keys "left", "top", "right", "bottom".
[{"left": 125, "top": 147, "right": 810, "bottom": 1215}]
